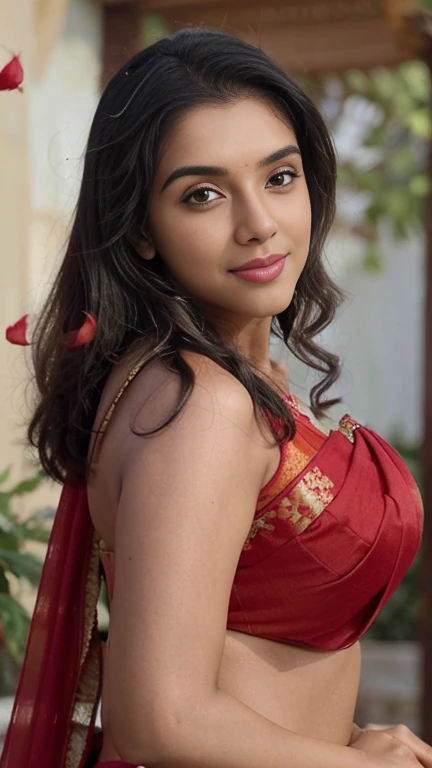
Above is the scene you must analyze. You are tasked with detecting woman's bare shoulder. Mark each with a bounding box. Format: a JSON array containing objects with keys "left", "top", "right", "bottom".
[
  {"left": 88, "top": 349, "right": 265, "bottom": 538},
  {"left": 93, "top": 348, "right": 254, "bottom": 435}
]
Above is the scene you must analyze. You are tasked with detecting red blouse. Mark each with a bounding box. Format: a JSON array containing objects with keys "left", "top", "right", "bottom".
[{"left": 100, "top": 396, "right": 424, "bottom": 652}]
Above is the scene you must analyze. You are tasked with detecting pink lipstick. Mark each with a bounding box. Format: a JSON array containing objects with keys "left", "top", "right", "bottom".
[{"left": 230, "top": 253, "right": 287, "bottom": 283}]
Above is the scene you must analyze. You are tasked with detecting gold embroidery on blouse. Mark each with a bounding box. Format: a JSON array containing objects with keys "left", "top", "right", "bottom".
[
  {"left": 257, "top": 437, "right": 324, "bottom": 511},
  {"left": 276, "top": 467, "right": 334, "bottom": 534},
  {"left": 338, "top": 415, "right": 361, "bottom": 444},
  {"left": 243, "top": 466, "right": 334, "bottom": 549},
  {"left": 257, "top": 442, "right": 300, "bottom": 512},
  {"left": 286, "top": 443, "right": 315, "bottom": 484},
  {"left": 243, "top": 509, "right": 277, "bottom": 550}
]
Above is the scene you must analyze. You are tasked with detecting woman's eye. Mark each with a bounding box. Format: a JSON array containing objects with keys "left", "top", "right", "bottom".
[
  {"left": 266, "top": 170, "right": 299, "bottom": 188},
  {"left": 182, "top": 187, "right": 220, "bottom": 207}
]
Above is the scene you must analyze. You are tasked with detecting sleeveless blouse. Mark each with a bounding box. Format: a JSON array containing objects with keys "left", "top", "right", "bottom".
[{"left": 98, "top": 372, "right": 423, "bottom": 653}]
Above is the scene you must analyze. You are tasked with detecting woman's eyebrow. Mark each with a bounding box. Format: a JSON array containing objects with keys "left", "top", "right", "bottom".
[{"left": 160, "top": 144, "right": 301, "bottom": 192}]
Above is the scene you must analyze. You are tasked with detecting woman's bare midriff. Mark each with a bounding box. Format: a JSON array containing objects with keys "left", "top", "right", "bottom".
[{"left": 99, "top": 634, "right": 361, "bottom": 762}]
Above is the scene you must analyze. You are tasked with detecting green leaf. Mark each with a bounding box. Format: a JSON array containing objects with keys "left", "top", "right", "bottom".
[
  {"left": 9, "top": 472, "right": 45, "bottom": 496},
  {"left": 366, "top": 201, "right": 387, "bottom": 229},
  {"left": 344, "top": 69, "right": 371, "bottom": 95},
  {"left": 366, "top": 556, "right": 420, "bottom": 640},
  {"left": 22, "top": 523, "right": 51, "bottom": 544},
  {"left": 409, "top": 174, "right": 431, "bottom": 197},
  {"left": 363, "top": 246, "right": 383, "bottom": 273},
  {"left": 399, "top": 61, "right": 431, "bottom": 102},
  {"left": 373, "top": 68, "right": 400, "bottom": 103},
  {"left": 0, "top": 493, "right": 12, "bottom": 521},
  {"left": 386, "top": 188, "right": 412, "bottom": 219},
  {"left": 336, "top": 163, "right": 357, "bottom": 187},
  {"left": 355, "top": 168, "right": 384, "bottom": 195},
  {"left": 363, "top": 123, "right": 387, "bottom": 149},
  {"left": 0, "top": 529, "right": 19, "bottom": 552},
  {"left": 0, "top": 550, "right": 43, "bottom": 585},
  {"left": 393, "top": 90, "right": 420, "bottom": 119},
  {"left": 392, "top": 215, "right": 414, "bottom": 240},
  {"left": 0, "top": 594, "right": 30, "bottom": 662},
  {"left": 388, "top": 147, "right": 416, "bottom": 177},
  {"left": 141, "top": 14, "right": 170, "bottom": 47},
  {"left": 405, "top": 108, "right": 432, "bottom": 140},
  {"left": 0, "top": 570, "right": 10, "bottom": 594},
  {"left": 420, "top": 0, "right": 432, "bottom": 12},
  {"left": 0, "top": 468, "right": 10, "bottom": 486}
]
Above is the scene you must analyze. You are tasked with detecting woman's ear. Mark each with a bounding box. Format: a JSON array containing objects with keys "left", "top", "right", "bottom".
[{"left": 127, "top": 227, "right": 157, "bottom": 261}]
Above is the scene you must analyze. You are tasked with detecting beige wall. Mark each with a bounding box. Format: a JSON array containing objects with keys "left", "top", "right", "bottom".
[
  {"left": 0, "top": 0, "right": 102, "bottom": 614},
  {"left": 0, "top": 1, "right": 33, "bottom": 479},
  {"left": 0, "top": 0, "right": 102, "bottom": 506}
]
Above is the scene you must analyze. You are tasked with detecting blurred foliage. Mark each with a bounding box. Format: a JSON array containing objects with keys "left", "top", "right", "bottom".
[
  {"left": 308, "top": 61, "right": 432, "bottom": 271},
  {"left": 420, "top": 0, "right": 432, "bottom": 11},
  {"left": 141, "top": 13, "right": 170, "bottom": 47},
  {"left": 0, "top": 468, "right": 51, "bottom": 668},
  {"left": 0, "top": 468, "right": 110, "bottom": 692},
  {"left": 365, "top": 554, "right": 421, "bottom": 641},
  {"left": 365, "top": 433, "right": 423, "bottom": 641}
]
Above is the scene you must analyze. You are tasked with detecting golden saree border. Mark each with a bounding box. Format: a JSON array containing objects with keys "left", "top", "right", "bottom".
[
  {"left": 89, "top": 357, "right": 149, "bottom": 467},
  {"left": 65, "top": 531, "right": 102, "bottom": 768}
]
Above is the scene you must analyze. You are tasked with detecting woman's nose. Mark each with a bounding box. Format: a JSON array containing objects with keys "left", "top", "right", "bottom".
[{"left": 233, "top": 196, "right": 278, "bottom": 245}]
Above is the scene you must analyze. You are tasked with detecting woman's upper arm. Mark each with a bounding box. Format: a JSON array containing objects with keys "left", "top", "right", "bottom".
[{"left": 107, "top": 364, "right": 269, "bottom": 754}]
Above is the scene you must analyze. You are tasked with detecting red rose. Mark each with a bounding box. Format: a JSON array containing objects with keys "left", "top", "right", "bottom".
[{"left": 0, "top": 54, "right": 24, "bottom": 92}]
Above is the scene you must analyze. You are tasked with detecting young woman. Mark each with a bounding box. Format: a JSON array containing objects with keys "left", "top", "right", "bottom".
[{"left": 1, "top": 27, "right": 428, "bottom": 768}]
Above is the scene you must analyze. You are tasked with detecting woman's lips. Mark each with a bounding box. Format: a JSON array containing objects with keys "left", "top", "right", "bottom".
[{"left": 230, "top": 255, "right": 287, "bottom": 283}]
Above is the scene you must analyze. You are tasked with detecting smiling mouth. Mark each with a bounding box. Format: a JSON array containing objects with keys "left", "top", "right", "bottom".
[
  {"left": 230, "top": 253, "right": 287, "bottom": 272},
  {"left": 229, "top": 256, "right": 287, "bottom": 283}
]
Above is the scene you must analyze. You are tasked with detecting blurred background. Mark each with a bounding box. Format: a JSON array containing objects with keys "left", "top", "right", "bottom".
[{"left": 0, "top": 0, "right": 431, "bottom": 748}]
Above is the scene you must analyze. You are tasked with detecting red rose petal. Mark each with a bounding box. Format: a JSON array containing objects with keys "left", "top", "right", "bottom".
[
  {"left": 64, "top": 312, "right": 97, "bottom": 349},
  {"left": 5, "top": 312, "right": 97, "bottom": 349},
  {"left": 5, "top": 315, "right": 30, "bottom": 346},
  {"left": 0, "top": 55, "right": 24, "bottom": 91}
]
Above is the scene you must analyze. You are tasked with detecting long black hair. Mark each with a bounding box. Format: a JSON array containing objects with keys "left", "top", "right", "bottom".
[{"left": 28, "top": 27, "right": 345, "bottom": 482}]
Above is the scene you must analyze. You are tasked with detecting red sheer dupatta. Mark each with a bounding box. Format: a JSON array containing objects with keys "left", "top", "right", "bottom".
[
  {"left": 0, "top": 355, "right": 154, "bottom": 768},
  {"left": 0, "top": 478, "right": 103, "bottom": 768}
]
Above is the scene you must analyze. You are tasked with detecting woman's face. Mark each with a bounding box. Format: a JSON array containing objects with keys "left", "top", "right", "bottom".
[{"left": 143, "top": 96, "right": 312, "bottom": 326}]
